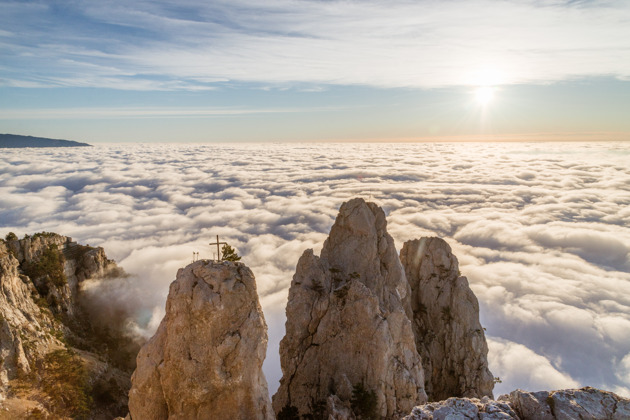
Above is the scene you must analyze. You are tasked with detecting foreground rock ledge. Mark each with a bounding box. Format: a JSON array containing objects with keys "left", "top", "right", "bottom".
[
  {"left": 403, "top": 387, "right": 630, "bottom": 419},
  {"left": 127, "top": 260, "right": 273, "bottom": 420}
]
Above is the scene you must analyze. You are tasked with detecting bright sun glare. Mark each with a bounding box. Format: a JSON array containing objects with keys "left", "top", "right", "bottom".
[{"left": 475, "top": 86, "right": 495, "bottom": 106}]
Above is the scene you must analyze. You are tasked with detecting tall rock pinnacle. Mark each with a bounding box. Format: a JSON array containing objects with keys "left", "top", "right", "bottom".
[
  {"left": 400, "top": 238, "right": 494, "bottom": 401},
  {"left": 128, "top": 260, "right": 273, "bottom": 420},
  {"left": 273, "top": 198, "right": 427, "bottom": 419}
]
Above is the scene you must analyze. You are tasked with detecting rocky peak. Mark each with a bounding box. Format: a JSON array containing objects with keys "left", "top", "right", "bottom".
[
  {"left": 128, "top": 260, "right": 273, "bottom": 420},
  {"left": 273, "top": 198, "right": 426, "bottom": 419},
  {"left": 400, "top": 237, "right": 494, "bottom": 401},
  {"left": 320, "top": 198, "right": 412, "bottom": 315}
]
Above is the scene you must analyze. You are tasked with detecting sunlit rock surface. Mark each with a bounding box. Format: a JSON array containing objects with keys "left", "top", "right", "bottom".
[
  {"left": 400, "top": 237, "right": 494, "bottom": 401},
  {"left": 0, "top": 233, "right": 132, "bottom": 418},
  {"left": 273, "top": 198, "right": 427, "bottom": 419},
  {"left": 0, "top": 241, "right": 58, "bottom": 389},
  {"left": 128, "top": 260, "right": 273, "bottom": 420},
  {"left": 403, "top": 387, "right": 630, "bottom": 419}
]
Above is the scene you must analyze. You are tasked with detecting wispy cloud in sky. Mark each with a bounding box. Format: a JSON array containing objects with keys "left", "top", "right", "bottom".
[
  {"left": 1, "top": 142, "right": 629, "bottom": 397},
  {"left": 2, "top": 0, "right": 630, "bottom": 90},
  {"left": 0, "top": 106, "right": 339, "bottom": 119}
]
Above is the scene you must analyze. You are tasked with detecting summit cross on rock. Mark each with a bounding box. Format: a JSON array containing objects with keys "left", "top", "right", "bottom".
[{"left": 209, "top": 235, "right": 227, "bottom": 261}]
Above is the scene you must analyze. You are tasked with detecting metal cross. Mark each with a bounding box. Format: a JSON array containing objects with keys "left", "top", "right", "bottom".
[{"left": 209, "top": 235, "right": 227, "bottom": 261}]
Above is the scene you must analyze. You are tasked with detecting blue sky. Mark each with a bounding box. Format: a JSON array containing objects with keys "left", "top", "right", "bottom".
[{"left": 1, "top": 0, "right": 630, "bottom": 142}]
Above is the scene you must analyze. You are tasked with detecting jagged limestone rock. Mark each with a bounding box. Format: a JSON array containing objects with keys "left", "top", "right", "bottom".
[
  {"left": 128, "top": 260, "right": 273, "bottom": 420},
  {"left": 273, "top": 198, "right": 427, "bottom": 419},
  {"left": 0, "top": 233, "right": 132, "bottom": 418},
  {"left": 510, "top": 387, "right": 630, "bottom": 419},
  {"left": 0, "top": 241, "right": 60, "bottom": 391},
  {"left": 400, "top": 237, "right": 494, "bottom": 401},
  {"left": 5, "top": 233, "right": 121, "bottom": 317},
  {"left": 507, "top": 389, "right": 554, "bottom": 420},
  {"left": 403, "top": 396, "right": 517, "bottom": 420},
  {"left": 403, "top": 387, "right": 630, "bottom": 419}
]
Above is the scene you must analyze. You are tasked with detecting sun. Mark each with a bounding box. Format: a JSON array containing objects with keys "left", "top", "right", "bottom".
[{"left": 474, "top": 86, "right": 495, "bottom": 106}]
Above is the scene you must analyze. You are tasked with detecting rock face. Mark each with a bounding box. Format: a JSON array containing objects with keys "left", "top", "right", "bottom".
[
  {"left": 5, "top": 233, "right": 122, "bottom": 318},
  {"left": 403, "top": 387, "right": 630, "bottom": 419},
  {"left": 128, "top": 260, "right": 273, "bottom": 420},
  {"left": 0, "top": 240, "right": 59, "bottom": 387},
  {"left": 0, "top": 232, "right": 133, "bottom": 418},
  {"left": 1, "top": 233, "right": 114, "bottom": 386},
  {"left": 273, "top": 198, "right": 427, "bottom": 419},
  {"left": 400, "top": 238, "right": 494, "bottom": 401}
]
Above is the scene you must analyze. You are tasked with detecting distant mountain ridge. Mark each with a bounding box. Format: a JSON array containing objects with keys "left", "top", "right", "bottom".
[{"left": 0, "top": 133, "right": 91, "bottom": 148}]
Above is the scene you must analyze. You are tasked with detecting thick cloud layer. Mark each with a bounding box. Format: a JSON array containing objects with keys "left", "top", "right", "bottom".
[{"left": 1, "top": 142, "right": 629, "bottom": 398}]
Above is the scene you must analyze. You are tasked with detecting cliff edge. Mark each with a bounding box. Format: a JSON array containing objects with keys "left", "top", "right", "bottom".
[{"left": 0, "top": 232, "right": 133, "bottom": 419}]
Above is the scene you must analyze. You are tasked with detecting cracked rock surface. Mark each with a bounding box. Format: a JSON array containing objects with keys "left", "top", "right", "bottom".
[
  {"left": 400, "top": 237, "right": 494, "bottom": 401},
  {"left": 403, "top": 387, "right": 630, "bottom": 419},
  {"left": 127, "top": 260, "right": 273, "bottom": 420},
  {"left": 272, "top": 197, "right": 427, "bottom": 419}
]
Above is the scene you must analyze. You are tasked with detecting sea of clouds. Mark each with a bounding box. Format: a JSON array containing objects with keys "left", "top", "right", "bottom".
[{"left": 1, "top": 142, "right": 629, "bottom": 398}]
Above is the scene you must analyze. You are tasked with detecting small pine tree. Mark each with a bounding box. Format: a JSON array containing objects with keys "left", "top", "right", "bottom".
[
  {"left": 221, "top": 243, "right": 241, "bottom": 262},
  {"left": 277, "top": 405, "right": 299, "bottom": 420},
  {"left": 351, "top": 383, "right": 378, "bottom": 420},
  {"left": 5, "top": 232, "right": 17, "bottom": 241}
]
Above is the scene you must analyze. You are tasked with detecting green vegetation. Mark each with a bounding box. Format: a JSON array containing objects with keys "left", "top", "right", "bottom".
[
  {"left": 303, "top": 399, "right": 326, "bottom": 420},
  {"left": 441, "top": 306, "right": 453, "bottom": 322},
  {"left": 221, "top": 243, "right": 241, "bottom": 261},
  {"left": 351, "top": 383, "right": 378, "bottom": 420},
  {"left": 311, "top": 278, "right": 324, "bottom": 293},
  {"left": 277, "top": 404, "right": 300, "bottom": 420},
  {"left": 5, "top": 232, "right": 18, "bottom": 241},
  {"left": 40, "top": 349, "right": 92, "bottom": 419},
  {"left": 92, "top": 377, "right": 122, "bottom": 406},
  {"left": 32, "top": 232, "right": 58, "bottom": 240},
  {"left": 22, "top": 244, "right": 67, "bottom": 287},
  {"left": 417, "top": 302, "right": 428, "bottom": 315},
  {"left": 14, "top": 349, "right": 92, "bottom": 419},
  {"left": 34, "top": 296, "right": 49, "bottom": 310},
  {"left": 333, "top": 284, "right": 350, "bottom": 300}
]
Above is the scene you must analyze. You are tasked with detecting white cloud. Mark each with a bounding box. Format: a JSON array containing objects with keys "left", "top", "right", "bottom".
[
  {"left": 488, "top": 337, "right": 580, "bottom": 395},
  {"left": 1, "top": 1, "right": 630, "bottom": 89},
  {"left": 1, "top": 141, "right": 630, "bottom": 397}
]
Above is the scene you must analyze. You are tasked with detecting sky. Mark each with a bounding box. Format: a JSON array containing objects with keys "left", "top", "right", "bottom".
[
  {"left": 1, "top": 142, "right": 629, "bottom": 400},
  {"left": 1, "top": 0, "right": 630, "bottom": 142}
]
